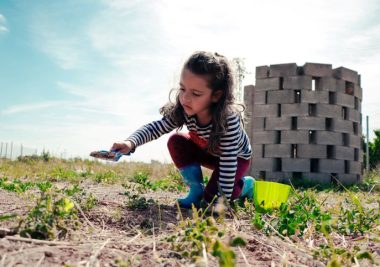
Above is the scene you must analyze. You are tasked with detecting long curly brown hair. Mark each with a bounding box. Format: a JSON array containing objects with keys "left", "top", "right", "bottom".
[{"left": 160, "top": 51, "right": 245, "bottom": 154}]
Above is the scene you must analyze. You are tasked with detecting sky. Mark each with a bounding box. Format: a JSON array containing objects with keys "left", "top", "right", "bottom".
[{"left": 0, "top": 0, "right": 380, "bottom": 162}]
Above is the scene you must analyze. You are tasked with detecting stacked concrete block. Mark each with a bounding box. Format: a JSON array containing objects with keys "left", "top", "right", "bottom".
[{"left": 245, "top": 63, "right": 363, "bottom": 185}]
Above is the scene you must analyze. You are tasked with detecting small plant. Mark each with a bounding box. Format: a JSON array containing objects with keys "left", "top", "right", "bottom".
[
  {"left": 18, "top": 188, "right": 80, "bottom": 240},
  {"left": 315, "top": 222, "right": 376, "bottom": 266},
  {"left": 36, "top": 181, "right": 53, "bottom": 192},
  {"left": 166, "top": 207, "right": 245, "bottom": 266},
  {"left": 62, "top": 184, "right": 98, "bottom": 211},
  {"left": 0, "top": 213, "right": 17, "bottom": 221},
  {"left": 253, "top": 190, "right": 331, "bottom": 237},
  {"left": 0, "top": 177, "right": 34, "bottom": 193},
  {"left": 41, "top": 150, "right": 51, "bottom": 162},
  {"left": 94, "top": 170, "right": 118, "bottom": 184},
  {"left": 335, "top": 196, "right": 380, "bottom": 236},
  {"left": 131, "top": 171, "right": 153, "bottom": 192},
  {"left": 81, "top": 193, "right": 98, "bottom": 211},
  {"left": 49, "top": 166, "right": 78, "bottom": 181},
  {"left": 124, "top": 191, "right": 155, "bottom": 210}
]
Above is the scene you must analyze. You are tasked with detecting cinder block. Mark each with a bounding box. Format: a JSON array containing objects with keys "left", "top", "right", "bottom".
[
  {"left": 319, "top": 159, "right": 345, "bottom": 173},
  {"left": 354, "top": 84, "right": 362, "bottom": 100},
  {"left": 244, "top": 85, "right": 254, "bottom": 111},
  {"left": 318, "top": 77, "right": 337, "bottom": 91},
  {"left": 315, "top": 131, "right": 342, "bottom": 145},
  {"left": 265, "top": 117, "right": 292, "bottom": 130},
  {"left": 253, "top": 104, "right": 278, "bottom": 117},
  {"left": 281, "top": 130, "right": 310, "bottom": 144},
  {"left": 302, "top": 172, "right": 331, "bottom": 184},
  {"left": 251, "top": 158, "right": 277, "bottom": 171},
  {"left": 297, "top": 144, "right": 327, "bottom": 159},
  {"left": 254, "top": 91, "right": 267, "bottom": 104},
  {"left": 333, "top": 146, "right": 355, "bottom": 160},
  {"left": 303, "top": 63, "right": 333, "bottom": 77},
  {"left": 256, "top": 66, "right": 269, "bottom": 79},
  {"left": 298, "top": 117, "right": 326, "bottom": 130},
  {"left": 335, "top": 79, "right": 346, "bottom": 94},
  {"left": 332, "top": 119, "right": 354, "bottom": 133},
  {"left": 315, "top": 104, "right": 341, "bottom": 117},
  {"left": 264, "top": 144, "right": 292, "bottom": 158},
  {"left": 356, "top": 98, "right": 361, "bottom": 111},
  {"left": 346, "top": 108, "right": 361, "bottom": 123},
  {"left": 244, "top": 85, "right": 254, "bottom": 99},
  {"left": 301, "top": 90, "right": 329, "bottom": 104},
  {"left": 252, "top": 117, "right": 265, "bottom": 132},
  {"left": 282, "top": 158, "right": 310, "bottom": 172},
  {"left": 252, "top": 131, "right": 278, "bottom": 144},
  {"left": 283, "top": 76, "right": 312, "bottom": 90},
  {"left": 336, "top": 93, "right": 355, "bottom": 108},
  {"left": 337, "top": 173, "right": 359, "bottom": 185},
  {"left": 282, "top": 103, "right": 309, "bottom": 116},
  {"left": 359, "top": 150, "right": 364, "bottom": 162},
  {"left": 348, "top": 134, "right": 361, "bottom": 148},
  {"left": 251, "top": 144, "right": 263, "bottom": 158},
  {"left": 348, "top": 161, "right": 362, "bottom": 174},
  {"left": 333, "top": 67, "right": 359, "bottom": 84},
  {"left": 265, "top": 172, "right": 292, "bottom": 182},
  {"left": 244, "top": 85, "right": 254, "bottom": 95},
  {"left": 256, "top": 78, "right": 281, "bottom": 91},
  {"left": 269, "top": 63, "right": 298, "bottom": 77},
  {"left": 358, "top": 174, "right": 364, "bottom": 183},
  {"left": 267, "top": 90, "right": 295, "bottom": 104}
]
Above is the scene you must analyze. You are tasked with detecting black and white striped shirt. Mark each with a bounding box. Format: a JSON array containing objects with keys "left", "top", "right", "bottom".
[{"left": 126, "top": 113, "right": 252, "bottom": 200}]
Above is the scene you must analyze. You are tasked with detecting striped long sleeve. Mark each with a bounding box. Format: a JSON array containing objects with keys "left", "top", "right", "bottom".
[
  {"left": 126, "top": 116, "right": 177, "bottom": 148},
  {"left": 218, "top": 116, "right": 240, "bottom": 200}
]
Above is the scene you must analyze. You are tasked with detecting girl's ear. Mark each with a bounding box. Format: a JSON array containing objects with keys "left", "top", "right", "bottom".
[{"left": 211, "top": 90, "right": 223, "bottom": 103}]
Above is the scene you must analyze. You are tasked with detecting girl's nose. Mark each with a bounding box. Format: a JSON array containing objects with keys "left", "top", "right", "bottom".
[{"left": 182, "top": 92, "right": 191, "bottom": 103}]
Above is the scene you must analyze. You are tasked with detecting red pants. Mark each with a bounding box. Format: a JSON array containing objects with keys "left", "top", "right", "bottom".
[{"left": 167, "top": 133, "right": 251, "bottom": 202}]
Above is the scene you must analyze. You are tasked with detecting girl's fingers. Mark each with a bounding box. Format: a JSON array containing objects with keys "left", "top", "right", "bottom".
[{"left": 111, "top": 142, "right": 128, "bottom": 153}]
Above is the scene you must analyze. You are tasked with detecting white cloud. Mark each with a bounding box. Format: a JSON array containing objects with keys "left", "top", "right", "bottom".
[
  {"left": 28, "top": 8, "right": 88, "bottom": 69},
  {"left": 0, "top": 14, "right": 8, "bottom": 33},
  {"left": 33, "top": 30, "right": 84, "bottom": 69},
  {"left": 1, "top": 101, "right": 67, "bottom": 115}
]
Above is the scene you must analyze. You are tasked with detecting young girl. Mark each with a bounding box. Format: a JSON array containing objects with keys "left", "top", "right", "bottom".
[{"left": 110, "top": 51, "right": 254, "bottom": 208}]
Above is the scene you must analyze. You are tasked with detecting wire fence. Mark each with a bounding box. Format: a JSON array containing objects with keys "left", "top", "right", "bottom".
[{"left": 0, "top": 141, "right": 74, "bottom": 160}]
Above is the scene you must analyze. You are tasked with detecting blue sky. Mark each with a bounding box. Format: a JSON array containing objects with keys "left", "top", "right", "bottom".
[{"left": 1, "top": 0, "right": 380, "bottom": 162}]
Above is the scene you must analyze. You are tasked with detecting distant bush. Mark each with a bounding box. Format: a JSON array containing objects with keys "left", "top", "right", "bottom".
[{"left": 368, "top": 130, "right": 380, "bottom": 169}]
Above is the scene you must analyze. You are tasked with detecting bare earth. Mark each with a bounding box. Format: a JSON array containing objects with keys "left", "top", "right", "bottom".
[{"left": 0, "top": 182, "right": 379, "bottom": 266}]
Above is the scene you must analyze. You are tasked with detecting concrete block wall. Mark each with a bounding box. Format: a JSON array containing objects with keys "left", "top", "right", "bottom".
[{"left": 244, "top": 63, "right": 363, "bottom": 185}]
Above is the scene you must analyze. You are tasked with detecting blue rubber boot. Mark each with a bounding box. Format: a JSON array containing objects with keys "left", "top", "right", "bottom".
[
  {"left": 239, "top": 176, "right": 255, "bottom": 200},
  {"left": 177, "top": 164, "right": 204, "bottom": 209}
]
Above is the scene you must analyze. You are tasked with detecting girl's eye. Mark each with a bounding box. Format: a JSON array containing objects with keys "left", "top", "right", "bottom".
[{"left": 193, "top": 93, "right": 201, "bottom": 97}]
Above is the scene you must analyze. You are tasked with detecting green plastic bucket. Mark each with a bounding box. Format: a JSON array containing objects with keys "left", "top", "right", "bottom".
[{"left": 254, "top": 181, "right": 291, "bottom": 210}]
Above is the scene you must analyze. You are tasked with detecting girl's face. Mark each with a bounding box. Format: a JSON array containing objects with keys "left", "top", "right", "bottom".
[{"left": 179, "top": 69, "right": 221, "bottom": 120}]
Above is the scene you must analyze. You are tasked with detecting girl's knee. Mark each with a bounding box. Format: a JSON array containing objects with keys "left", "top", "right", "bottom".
[{"left": 167, "top": 133, "right": 187, "bottom": 150}]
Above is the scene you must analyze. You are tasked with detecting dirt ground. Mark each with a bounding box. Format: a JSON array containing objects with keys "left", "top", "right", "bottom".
[{"left": 0, "top": 182, "right": 379, "bottom": 267}]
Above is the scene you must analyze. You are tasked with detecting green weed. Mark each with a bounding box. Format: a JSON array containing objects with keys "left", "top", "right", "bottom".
[
  {"left": 253, "top": 190, "right": 331, "bottom": 237},
  {"left": 124, "top": 191, "right": 155, "bottom": 210},
  {"left": 18, "top": 188, "right": 80, "bottom": 239},
  {"left": 131, "top": 171, "right": 153, "bottom": 192},
  {"left": 0, "top": 177, "right": 34, "bottom": 193},
  {"left": 94, "top": 170, "right": 119, "bottom": 184},
  {"left": 335, "top": 196, "right": 380, "bottom": 236},
  {"left": 166, "top": 206, "right": 245, "bottom": 266},
  {"left": 49, "top": 166, "right": 78, "bottom": 181}
]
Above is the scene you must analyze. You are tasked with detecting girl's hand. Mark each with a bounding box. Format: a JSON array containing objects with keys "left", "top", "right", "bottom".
[{"left": 110, "top": 141, "right": 134, "bottom": 154}]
